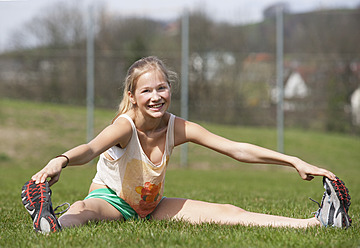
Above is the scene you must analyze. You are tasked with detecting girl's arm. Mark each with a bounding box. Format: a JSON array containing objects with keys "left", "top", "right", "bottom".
[
  {"left": 32, "top": 117, "right": 133, "bottom": 185},
  {"left": 174, "top": 118, "right": 336, "bottom": 181}
]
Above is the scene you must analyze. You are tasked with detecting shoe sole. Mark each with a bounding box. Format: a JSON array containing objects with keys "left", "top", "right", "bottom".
[
  {"left": 323, "top": 177, "right": 352, "bottom": 228},
  {"left": 21, "top": 180, "right": 41, "bottom": 220},
  {"left": 21, "top": 180, "right": 61, "bottom": 233}
]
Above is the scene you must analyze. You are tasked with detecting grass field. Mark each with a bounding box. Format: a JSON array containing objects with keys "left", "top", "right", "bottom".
[{"left": 0, "top": 99, "right": 359, "bottom": 247}]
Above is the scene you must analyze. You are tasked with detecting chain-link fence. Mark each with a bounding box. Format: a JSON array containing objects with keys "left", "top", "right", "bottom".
[{"left": 1, "top": 50, "right": 359, "bottom": 134}]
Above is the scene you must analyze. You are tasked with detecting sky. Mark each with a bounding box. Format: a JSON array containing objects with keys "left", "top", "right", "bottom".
[{"left": 0, "top": 0, "right": 359, "bottom": 51}]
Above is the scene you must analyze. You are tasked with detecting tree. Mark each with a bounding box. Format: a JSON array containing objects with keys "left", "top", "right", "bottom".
[{"left": 10, "top": 2, "right": 86, "bottom": 50}]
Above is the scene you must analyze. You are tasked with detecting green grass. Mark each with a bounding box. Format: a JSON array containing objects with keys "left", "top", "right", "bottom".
[{"left": 0, "top": 98, "right": 359, "bottom": 247}]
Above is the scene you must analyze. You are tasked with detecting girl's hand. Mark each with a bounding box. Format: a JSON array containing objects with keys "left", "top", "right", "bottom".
[
  {"left": 31, "top": 157, "right": 65, "bottom": 186},
  {"left": 293, "top": 158, "right": 336, "bottom": 181}
]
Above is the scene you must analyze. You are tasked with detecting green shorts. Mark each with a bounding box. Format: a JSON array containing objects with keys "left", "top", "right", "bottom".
[{"left": 84, "top": 188, "right": 164, "bottom": 220}]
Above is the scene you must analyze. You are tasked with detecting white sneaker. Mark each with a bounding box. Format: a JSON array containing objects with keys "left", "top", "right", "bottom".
[{"left": 314, "top": 177, "right": 351, "bottom": 228}]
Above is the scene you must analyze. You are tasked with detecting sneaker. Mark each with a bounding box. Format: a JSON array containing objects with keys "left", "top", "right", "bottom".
[
  {"left": 313, "top": 176, "right": 352, "bottom": 228},
  {"left": 21, "top": 180, "right": 63, "bottom": 233}
]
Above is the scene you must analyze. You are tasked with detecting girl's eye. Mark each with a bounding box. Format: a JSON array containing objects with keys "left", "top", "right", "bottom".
[{"left": 158, "top": 85, "right": 168, "bottom": 91}]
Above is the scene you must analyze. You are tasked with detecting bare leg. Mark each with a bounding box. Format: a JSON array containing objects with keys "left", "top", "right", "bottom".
[
  {"left": 151, "top": 198, "right": 319, "bottom": 228},
  {"left": 58, "top": 198, "right": 123, "bottom": 228}
]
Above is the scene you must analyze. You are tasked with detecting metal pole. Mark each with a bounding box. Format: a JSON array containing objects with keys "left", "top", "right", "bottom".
[
  {"left": 87, "top": 5, "right": 95, "bottom": 143},
  {"left": 276, "top": 6, "right": 284, "bottom": 153},
  {"left": 181, "top": 9, "right": 189, "bottom": 167}
]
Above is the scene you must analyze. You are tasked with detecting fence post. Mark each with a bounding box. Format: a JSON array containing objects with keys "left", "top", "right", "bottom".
[
  {"left": 87, "top": 5, "right": 95, "bottom": 143},
  {"left": 181, "top": 9, "right": 189, "bottom": 167},
  {"left": 276, "top": 5, "right": 284, "bottom": 153}
]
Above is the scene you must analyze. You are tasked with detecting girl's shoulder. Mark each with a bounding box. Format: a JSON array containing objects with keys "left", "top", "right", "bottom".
[
  {"left": 113, "top": 113, "right": 133, "bottom": 126},
  {"left": 111, "top": 115, "right": 134, "bottom": 148},
  {"left": 173, "top": 115, "right": 197, "bottom": 128},
  {"left": 173, "top": 116, "right": 205, "bottom": 146}
]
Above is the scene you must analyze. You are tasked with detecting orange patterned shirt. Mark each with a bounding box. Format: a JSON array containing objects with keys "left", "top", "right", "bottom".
[{"left": 92, "top": 114, "right": 175, "bottom": 218}]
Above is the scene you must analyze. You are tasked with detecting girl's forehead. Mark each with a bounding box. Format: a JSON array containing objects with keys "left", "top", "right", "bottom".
[{"left": 136, "top": 70, "right": 167, "bottom": 87}]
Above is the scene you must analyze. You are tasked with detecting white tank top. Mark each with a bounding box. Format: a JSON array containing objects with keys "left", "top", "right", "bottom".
[{"left": 92, "top": 113, "right": 175, "bottom": 218}]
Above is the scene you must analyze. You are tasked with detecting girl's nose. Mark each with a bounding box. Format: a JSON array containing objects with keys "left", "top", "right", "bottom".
[{"left": 151, "top": 90, "right": 161, "bottom": 101}]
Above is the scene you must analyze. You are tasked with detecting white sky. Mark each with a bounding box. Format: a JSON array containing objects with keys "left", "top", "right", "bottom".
[{"left": 0, "top": 0, "right": 359, "bottom": 51}]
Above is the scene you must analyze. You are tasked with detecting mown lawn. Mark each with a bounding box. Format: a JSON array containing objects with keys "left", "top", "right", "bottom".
[{"left": 0, "top": 99, "right": 359, "bottom": 247}]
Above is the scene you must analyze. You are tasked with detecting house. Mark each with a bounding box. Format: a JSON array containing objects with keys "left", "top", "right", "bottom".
[
  {"left": 284, "top": 71, "right": 309, "bottom": 99},
  {"left": 271, "top": 71, "right": 310, "bottom": 111},
  {"left": 190, "top": 52, "right": 236, "bottom": 81},
  {"left": 351, "top": 87, "right": 360, "bottom": 126}
]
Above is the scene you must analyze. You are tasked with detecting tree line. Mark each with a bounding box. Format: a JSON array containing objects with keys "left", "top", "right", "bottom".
[{"left": 1, "top": 2, "right": 359, "bottom": 134}]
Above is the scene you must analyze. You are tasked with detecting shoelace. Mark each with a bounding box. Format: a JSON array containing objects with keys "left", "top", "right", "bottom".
[
  {"left": 54, "top": 202, "right": 71, "bottom": 216},
  {"left": 309, "top": 197, "right": 320, "bottom": 208},
  {"left": 309, "top": 198, "right": 320, "bottom": 216}
]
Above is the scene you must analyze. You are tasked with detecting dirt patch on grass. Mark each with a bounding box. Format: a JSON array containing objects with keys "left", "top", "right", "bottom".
[{"left": 0, "top": 126, "right": 49, "bottom": 161}]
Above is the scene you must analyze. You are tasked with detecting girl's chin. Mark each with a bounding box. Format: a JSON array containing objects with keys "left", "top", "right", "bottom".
[
  {"left": 143, "top": 108, "right": 167, "bottom": 118},
  {"left": 148, "top": 111, "right": 166, "bottom": 118}
]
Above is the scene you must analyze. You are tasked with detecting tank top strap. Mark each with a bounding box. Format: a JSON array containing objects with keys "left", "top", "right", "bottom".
[
  {"left": 117, "top": 114, "right": 136, "bottom": 131},
  {"left": 167, "top": 114, "right": 175, "bottom": 150}
]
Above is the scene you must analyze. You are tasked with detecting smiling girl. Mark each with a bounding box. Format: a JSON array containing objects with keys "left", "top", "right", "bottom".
[{"left": 22, "top": 56, "right": 351, "bottom": 233}]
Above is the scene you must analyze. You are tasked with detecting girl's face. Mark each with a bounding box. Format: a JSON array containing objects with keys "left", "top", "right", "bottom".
[{"left": 129, "top": 70, "right": 171, "bottom": 119}]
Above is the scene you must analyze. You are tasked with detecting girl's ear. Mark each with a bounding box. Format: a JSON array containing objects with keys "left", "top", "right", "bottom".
[{"left": 128, "top": 91, "right": 136, "bottom": 105}]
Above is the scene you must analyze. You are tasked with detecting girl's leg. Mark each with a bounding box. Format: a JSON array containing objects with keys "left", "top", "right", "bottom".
[
  {"left": 151, "top": 198, "right": 319, "bottom": 228},
  {"left": 58, "top": 198, "right": 123, "bottom": 228}
]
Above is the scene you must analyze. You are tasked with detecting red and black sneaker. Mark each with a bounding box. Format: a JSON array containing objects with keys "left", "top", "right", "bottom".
[{"left": 21, "top": 180, "right": 62, "bottom": 233}]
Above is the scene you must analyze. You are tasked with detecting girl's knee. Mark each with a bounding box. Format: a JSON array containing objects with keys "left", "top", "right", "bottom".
[
  {"left": 67, "top": 198, "right": 122, "bottom": 221},
  {"left": 59, "top": 201, "right": 93, "bottom": 227},
  {"left": 69, "top": 200, "right": 88, "bottom": 212},
  {"left": 221, "top": 204, "right": 247, "bottom": 215}
]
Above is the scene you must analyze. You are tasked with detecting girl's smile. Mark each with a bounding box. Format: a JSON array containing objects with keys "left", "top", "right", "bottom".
[{"left": 148, "top": 103, "right": 165, "bottom": 111}]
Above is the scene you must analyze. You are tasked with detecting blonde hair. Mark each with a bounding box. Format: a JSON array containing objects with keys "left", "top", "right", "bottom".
[{"left": 113, "top": 56, "right": 177, "bottom": 122}]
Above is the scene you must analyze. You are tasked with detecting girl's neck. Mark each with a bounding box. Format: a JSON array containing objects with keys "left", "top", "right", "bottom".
[{"left": 131, "top": 110, "right": 168, "bottom": 134}]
